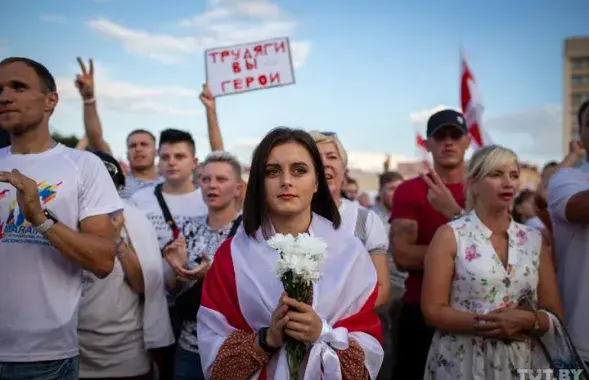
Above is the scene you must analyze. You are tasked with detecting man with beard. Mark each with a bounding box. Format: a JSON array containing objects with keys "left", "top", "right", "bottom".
[
  {"left": 120, "top": 129, "right": 163, "bottom": 199},
  {"left": 0, "top": 57, "right": 121, "bottom": 379},
  {"left": 389, "top": 109, "right": 469, "bottom": 379}
]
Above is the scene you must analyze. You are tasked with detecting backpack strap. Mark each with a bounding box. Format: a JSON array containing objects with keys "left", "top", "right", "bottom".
[
  {"left": 154, "top": 183, "right": 180, "bottom": 247},
  {"left": 228, "top": 215, "right": 243, "bottom": 237}
]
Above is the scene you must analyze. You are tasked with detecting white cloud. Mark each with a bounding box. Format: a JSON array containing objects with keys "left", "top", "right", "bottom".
[
  {"left": 40, "top": 14, "right": 66, "bottom": 24},
  {"left": 485, "top": 105, "right": 564, "bottom": 157},
  {"left": 88, "top": 0, "right": 310, "bottom": 67},
  {"left": 409, "top": 104, "right": 565, "bottom": 160},
  {"left": 290, "top": 42, "right": 310, "bottom": 69},
  {"left": 54, "top": 61, "right": 199, "bottom": 116},
  {"left": 182, "top": 0, "right": 282, "bottom": 26},
  {"left": 409, "top": 104, "right": 461, "bottom": 125}
]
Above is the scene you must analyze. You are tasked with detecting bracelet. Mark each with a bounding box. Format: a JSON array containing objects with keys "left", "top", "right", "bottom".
[
  {"left": 451, "top": 209, "right": 466, "bottom": 220},
  {"left": 530, "top": 309, "right": 542, "bottom": 336},
  {"left": 83, "top": 98, "right": 96, "bottom": 105}
]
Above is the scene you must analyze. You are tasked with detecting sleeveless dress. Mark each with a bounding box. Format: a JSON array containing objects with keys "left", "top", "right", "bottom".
[{"left": 424, "top": 211, "right": 542, "bottom": 380}]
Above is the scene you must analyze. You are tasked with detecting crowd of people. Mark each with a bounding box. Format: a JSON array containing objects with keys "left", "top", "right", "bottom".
[{"left": 1, "top": 55, "right": 589, "bottom": 380}]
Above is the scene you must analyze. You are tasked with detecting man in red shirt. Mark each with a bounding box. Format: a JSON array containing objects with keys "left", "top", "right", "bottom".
[{"left": 389, "top": 109, "right": 469, "bottom": 379}]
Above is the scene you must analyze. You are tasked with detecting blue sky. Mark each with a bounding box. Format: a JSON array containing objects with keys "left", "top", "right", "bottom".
[{"left": 1, "top": 0, "right": 588, "bottom": 170}]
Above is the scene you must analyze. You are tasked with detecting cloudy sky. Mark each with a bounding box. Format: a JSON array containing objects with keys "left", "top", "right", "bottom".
[{"left": 2, "top": 0, "right": 588, "bottom": 171}]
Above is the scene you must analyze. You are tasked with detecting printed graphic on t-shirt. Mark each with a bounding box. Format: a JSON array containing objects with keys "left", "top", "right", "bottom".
[
  {"left": 146, "top": 213, "right": 201, "bottom": 249},
  {"left": 0, "top": 180, "right": 62, "bottom": 244}
]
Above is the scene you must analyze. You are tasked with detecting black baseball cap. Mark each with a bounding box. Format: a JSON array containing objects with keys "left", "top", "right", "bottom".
[{"left": 426, "top": 109, "right": 468, "bottom": 137}]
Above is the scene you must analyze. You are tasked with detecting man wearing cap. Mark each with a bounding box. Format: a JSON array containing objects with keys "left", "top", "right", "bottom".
[{"left": 389, "top": 109, "right": 469, "bottom": 379}]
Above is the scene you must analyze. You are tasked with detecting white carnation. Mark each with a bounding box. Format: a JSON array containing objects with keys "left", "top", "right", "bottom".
[
  {"left": 267, "top": 233, "right": 296, "bottom": 254},
  {"left": 295, "top": 234, "right": 328, "bottom": 261},
  {"left": 269, "top": 233, "right": 328, "bottom": 284}
]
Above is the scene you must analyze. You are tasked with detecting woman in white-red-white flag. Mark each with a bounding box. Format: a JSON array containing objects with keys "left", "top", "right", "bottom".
[
  {"left": 461, "top": 51, "right": 490, "bottom": 148},
  {"left": 197, "top": 128, "right": 384, "bottom": 380}
]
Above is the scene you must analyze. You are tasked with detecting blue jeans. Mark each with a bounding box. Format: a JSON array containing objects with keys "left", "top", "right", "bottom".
[
  {"left": 0, "top": 357, "right": 78, "bottom": 380},
  {"left": 174, "top": 347, "right": 204, "bottom": 380}
]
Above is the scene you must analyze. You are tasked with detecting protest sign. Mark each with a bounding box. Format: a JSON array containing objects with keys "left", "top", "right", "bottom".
[{"left": 205, "top": 37, "right": 295, "bottom": 97}]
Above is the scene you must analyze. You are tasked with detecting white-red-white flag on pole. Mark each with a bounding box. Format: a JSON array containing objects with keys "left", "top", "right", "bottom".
[
  {"left": 416, "top": 133, "right": 431, "bottom": 170},
  {"left": 460, "top": 50, "right": 490, "bottom": 149}
]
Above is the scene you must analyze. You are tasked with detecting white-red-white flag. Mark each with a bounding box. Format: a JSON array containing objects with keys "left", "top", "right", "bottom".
[
  {"left": 460, "top": 51, "right": 490, "bottom": 149},
  {"left": 416, "top": 133, "right": 431, "bottom": 170}
]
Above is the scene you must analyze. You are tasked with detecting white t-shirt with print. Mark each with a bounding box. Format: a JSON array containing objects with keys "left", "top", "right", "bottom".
[
  {"left": 178, "top": 214, "right": 242, "bottom": 354},
  {"left": 0, "top": 144, "right": 122, "bottom": 362},
  {"left": 339, "top": 198, "right": 388, "bottom": 254},
  {"left": 547, "top": 161, "right": 589, "bottom": 361},
  {"left": 129, "top": 186, "right": 207, "bottom": 250}
]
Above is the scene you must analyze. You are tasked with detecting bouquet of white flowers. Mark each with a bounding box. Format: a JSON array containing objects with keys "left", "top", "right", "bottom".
[{"left": 268, "top": 232, "right": 328, "bottom": 380}]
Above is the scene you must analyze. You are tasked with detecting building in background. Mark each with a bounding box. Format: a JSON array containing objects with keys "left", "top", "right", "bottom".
[{"left": 563, "top": 37, "right": 589, "bottom": 153}]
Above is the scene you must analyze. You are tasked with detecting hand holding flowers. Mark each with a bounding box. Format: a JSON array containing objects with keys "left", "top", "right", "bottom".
[
  {"left": 282, "top": 294, "right": 323, "bottom": 343},
  {"left": 266, "top": 293, "right": 289, "bottom": 349},
  {"left": 267, "top": 232, "right": 328, "bottom": 380}
]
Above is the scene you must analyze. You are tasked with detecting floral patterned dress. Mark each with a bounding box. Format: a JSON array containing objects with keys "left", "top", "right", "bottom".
[{"left": 424, "top": 211, "right": 542, "bottom": 380}]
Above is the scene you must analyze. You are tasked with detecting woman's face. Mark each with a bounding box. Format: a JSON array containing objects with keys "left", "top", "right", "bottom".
[
  {"left": 472, "top": 161, "right": 520, "bottom": 211},
  {"left": 316, "top": 142, "right": 344, "bottom": 197},
  {"left": 264, "top": 141, "right": 318, "bottom": 218}
]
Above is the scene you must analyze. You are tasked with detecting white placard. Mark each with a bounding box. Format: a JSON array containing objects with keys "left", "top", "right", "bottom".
[{"left": 205, "top": 37, "right": 296, "bottom": 97}]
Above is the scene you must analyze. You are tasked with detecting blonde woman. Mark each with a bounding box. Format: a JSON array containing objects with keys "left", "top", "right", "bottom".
[
  {"left": 309, "top": 131, "right": 390, "bottom": 309},
  {"left": 421, "top": 145, "right": 563, "bottom": 379}
]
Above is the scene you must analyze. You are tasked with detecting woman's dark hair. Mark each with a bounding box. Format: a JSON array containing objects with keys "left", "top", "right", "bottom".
[
  {"left": 512, "top": 189, "right": 534, "bottom": 224},
  {"left": 242, "top": 127, "right": 341, "bottom": 237}
]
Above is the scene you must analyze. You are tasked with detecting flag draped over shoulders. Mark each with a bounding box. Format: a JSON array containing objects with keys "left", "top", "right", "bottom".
[{"left": 197, "top": 213, "right": 384, "bottom": 380}]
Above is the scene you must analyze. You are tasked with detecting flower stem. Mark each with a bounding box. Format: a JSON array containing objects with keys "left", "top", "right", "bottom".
[{"left": 282, "top": 270, "right": 311, "bottom": 378}]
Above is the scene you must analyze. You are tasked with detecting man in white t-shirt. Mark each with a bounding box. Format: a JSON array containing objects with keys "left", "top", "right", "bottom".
[
  {"left": 129, "top": 128, "right": 207, "bottom": 379},
  {"left": 547, "top": 99, "right": 589, "bottom": 365},
  {"left": 0, "top": 57, "right": 122, "bottom": 379},
  {"left": 129, "top": 129, "right": 207, "bottom": 250}
]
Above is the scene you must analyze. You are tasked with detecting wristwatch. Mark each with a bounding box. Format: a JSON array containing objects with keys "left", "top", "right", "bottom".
[
  {"left": 258, "top": 327, "right": 278, "bottom": 355},
  {"left": 33, "top": 209, "right": 59, "bottom": 234}
]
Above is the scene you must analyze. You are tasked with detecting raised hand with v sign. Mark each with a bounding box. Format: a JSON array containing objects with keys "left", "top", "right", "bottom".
[
  {"left": 75, "top": 57, "right": 95, "bottom": 101},
  {"left": 420, "top": 170, "right": 463, "bottom": 219}
]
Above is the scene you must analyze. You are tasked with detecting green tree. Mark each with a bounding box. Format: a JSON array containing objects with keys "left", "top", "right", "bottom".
[{"left": 51, "top": 132, "right": 80, "bottom": 148}]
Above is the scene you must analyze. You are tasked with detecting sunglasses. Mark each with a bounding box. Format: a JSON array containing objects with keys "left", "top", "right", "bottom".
[
  {"left": 319, "top": 131, "right": 337, "bottom": 136},
  {"left": 103, "top": 161, "right": 120, "bottom": 177},
  {"left": 431, "top": 128, "right": 466, "bottom": 141}
]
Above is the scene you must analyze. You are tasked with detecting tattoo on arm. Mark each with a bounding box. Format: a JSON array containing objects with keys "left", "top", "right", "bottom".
[{"left": 389, "top": 219, "right": 418, "bottom": 243}]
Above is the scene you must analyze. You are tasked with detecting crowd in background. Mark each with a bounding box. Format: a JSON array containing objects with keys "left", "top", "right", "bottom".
[{"left": 2, "top": 55, "right": 589, "bottom": 380}]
